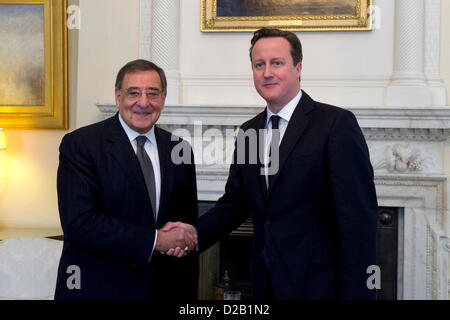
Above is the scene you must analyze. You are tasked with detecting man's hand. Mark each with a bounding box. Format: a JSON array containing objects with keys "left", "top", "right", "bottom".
[{"left": 156, "top": 222, "right": 198, "bottom": 258}]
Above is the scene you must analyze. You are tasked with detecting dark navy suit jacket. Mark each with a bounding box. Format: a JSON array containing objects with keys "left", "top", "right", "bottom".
[
  {"left": 55, "top": 113, "right": 199, "bottom": 300},
  {"left": 195, "top": 91, "right": 378, "bottom": 300}
]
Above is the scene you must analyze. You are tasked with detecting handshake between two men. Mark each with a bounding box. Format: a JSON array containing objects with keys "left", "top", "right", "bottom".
[{"left": 155, "top": 222, "right": 198, "bottom": 258}]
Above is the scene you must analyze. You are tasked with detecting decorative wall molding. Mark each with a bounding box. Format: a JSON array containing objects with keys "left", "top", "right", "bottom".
[
  {"left": 363, "top": 128, "right": 450, "bottom": 142},
  {"left": 179, "top": 74, "right": 390, "bottom": 88},
  {"left": 97, "top": 103, "right": 450, "bottom": 132},
  {"left": 150, "top": 0, "right": 179, "bottom": 73},
  {"left": 140, "top": 0, "right": 181, "bottom": 104},
  {"left": 424, "top": 0, "right": 446, "bottom": 106},
  {"left": 390, "top": 0, "right": 426, "bottom": 86},
  {"left": 369, "top": 142, "right": 442, "bottom": 174},
  {"left": 373, "top": 144, "right": 433, "bottom": 173},
  {"left": 386, "top": 0, "right": 433, "bottom": 107},
  {"left": 425, "top": 0, "right": 441, "bottom": 79},
  {"left": 139, "top": 0, "right": 152, "bottom": 60},
  {"left": 178, "top": 75, "right": 391, "bottom": 106}
]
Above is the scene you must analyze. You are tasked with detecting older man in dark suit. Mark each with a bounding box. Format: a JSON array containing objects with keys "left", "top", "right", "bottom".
[
  {"left": 166, "top": 28, "right": 378, "bottom": 300},
  {"left": 55, "top": 60, "right": 199, "bottom": 300}
]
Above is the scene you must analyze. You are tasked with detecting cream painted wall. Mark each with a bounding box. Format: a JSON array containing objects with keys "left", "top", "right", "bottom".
[
  {"left": 0, "top": 131, "right": 66, "bottom": 229},
  {"left": 179, "top": 0, "right": 394, "bottom": 107},
  {"left": 180, "top": 0, "right": 394, "bottom": 78},
  {"left": 0, "top": 0, "right": 140, "bottom": 229},
  {"left": 75, "top": 0, "right": 140, "bottom": 127}
]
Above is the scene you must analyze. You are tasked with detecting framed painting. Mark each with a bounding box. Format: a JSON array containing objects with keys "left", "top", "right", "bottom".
[
  {"left": 201, "top": 0, "right": 372, "bottom": 32},
  {"left": 0, "top": 0, "right": 67, "bottom": 129}
]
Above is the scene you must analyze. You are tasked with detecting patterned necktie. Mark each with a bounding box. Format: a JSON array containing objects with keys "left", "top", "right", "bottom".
[{"left": 136, "top": 136, "right": 157, "bottom": 220}]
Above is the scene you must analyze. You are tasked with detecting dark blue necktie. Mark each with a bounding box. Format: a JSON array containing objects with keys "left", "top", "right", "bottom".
[
  {"left": 268, "top": 115, "right": 280, "bottom": 157},
  {"left": 271, "top": 115, "right": 280, "bottom": 130}
]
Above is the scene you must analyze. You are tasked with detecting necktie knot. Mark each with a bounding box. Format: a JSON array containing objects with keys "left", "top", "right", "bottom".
[
  {"left": 270, "top": 115, "right": 281, "bottom": 130},
  {"left": 136, "top": 135, "right": 147, "bottom": 147}
]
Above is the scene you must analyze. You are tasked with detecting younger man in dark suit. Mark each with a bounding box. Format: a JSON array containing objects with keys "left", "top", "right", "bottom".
[{"left": 166, "top": 28, "right": 378, "bottom": 300}]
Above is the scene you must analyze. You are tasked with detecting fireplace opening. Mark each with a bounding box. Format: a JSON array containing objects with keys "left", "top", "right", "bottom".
[
  {"left": 376, "top": 207, "right": 400, "bottom": 300},
  {"left": 198, "top": 202, "right": 401, "bottom": 300}
]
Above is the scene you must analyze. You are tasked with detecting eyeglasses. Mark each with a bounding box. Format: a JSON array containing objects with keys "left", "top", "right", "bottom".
[{"left": 121, "top": 89, "right": 163, "bottom": 102}]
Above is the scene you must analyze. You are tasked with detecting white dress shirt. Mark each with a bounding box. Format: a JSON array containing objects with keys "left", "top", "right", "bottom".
[
  {"left": 264, "top": 90, "right": 303, "bottom": 187},
  {"left": 118, "top": 113, "right": 161, "bottom": 260}
]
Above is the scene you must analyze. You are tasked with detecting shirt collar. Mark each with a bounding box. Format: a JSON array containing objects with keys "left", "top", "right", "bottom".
[
  {"left": 118, "top": 113, "right": 156, "bottom": 146},
  {"left": 265, "top": 89, "right": 303, "bottom": 127}
]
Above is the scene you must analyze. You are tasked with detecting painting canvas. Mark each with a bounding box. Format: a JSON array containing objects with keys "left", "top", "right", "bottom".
[
  {"left": 0, "top": 4, "right": 44, "bottom": 106},
  {"left": 217, "top": 0, "right": 357, "bottom": 17},
  {"left": 202, "top": 0, "right": 372, "bottom": 32},
  {"left": 0, "top": 0, "right": 67, "bottom": 129}
]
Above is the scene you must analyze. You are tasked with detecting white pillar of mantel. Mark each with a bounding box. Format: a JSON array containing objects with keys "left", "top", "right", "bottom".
[
  {"left": 139, "top": 0, "right": 180, "bottom": 104},
  {"left": 424, "top": 0, "right": 446, "bottom": 106},
  {"left": 386, "top": 0, "right": 432, "bottom": 107}
]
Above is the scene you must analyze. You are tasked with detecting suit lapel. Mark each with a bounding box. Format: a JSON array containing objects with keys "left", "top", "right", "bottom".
[
  {"left": 106, "top": 113, "right": 157, "bottom": 224},
  {"left": 265, "top": 91, "right": 314, "bottom": 201}
]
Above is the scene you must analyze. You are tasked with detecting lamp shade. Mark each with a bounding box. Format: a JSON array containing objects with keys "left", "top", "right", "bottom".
[{"left": 0, "top": 128, "right": 7, "bottom": 150}]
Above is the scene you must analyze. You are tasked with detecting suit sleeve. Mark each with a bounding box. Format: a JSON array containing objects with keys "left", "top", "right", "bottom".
[
  {"left": 327, "top": 110, "right": 378, "bottom": 299},
  {"left": 194, "top": 136, "right": 251, "bottom": 251},
  {"left": 57, "top": 133, "right": 156, "bottom": 269},
  {"left": 189, "top": 149, "right": 199, "bottom": 221},
  {"left": 180, "top": 143, "right": 200, "bottom": 223}
]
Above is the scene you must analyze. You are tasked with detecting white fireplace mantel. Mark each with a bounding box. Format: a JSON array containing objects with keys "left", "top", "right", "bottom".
[{"left": 97, "top": 103, "right": 450, "bottom": 129}]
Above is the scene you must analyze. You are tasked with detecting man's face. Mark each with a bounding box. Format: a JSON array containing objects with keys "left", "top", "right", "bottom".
[
  {"left": 251, "top": 37, "right": 302, "bottom": 112},
  {"left": 115, "top": 70, "right": 166, "bottom": 134}
]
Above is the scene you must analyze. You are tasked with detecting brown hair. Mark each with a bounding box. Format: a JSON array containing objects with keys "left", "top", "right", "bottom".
[
  {"left": 115, "top": 59, "right": 167, "bottom": 93},
  {"left": 249, "top": 28, "right": 303, "bottom": 66}
]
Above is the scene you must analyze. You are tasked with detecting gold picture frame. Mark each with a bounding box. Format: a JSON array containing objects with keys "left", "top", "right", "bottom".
[
  {"left": 201, "top": 0, "right": 372, "bottom": 32},
  {"left": 0, "top": 0, "right": 67, "bottom": 129}
]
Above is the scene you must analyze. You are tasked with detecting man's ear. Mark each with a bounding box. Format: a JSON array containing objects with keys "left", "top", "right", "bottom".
[
  {"left": 296, "top": 62, "right": 302, "bottom": 77},
  {"left": 115, "top": 88, "right": 121, "bottom": 107}
]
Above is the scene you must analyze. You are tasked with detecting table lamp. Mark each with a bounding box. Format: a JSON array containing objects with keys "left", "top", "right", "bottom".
[{"left": 0, "top": 128, "right": 7, "bottom": 150}]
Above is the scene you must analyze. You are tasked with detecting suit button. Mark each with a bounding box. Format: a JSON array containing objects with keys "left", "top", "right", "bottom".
[{"left": 265, "top": 218, "right": 271, "bottom": 225}]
